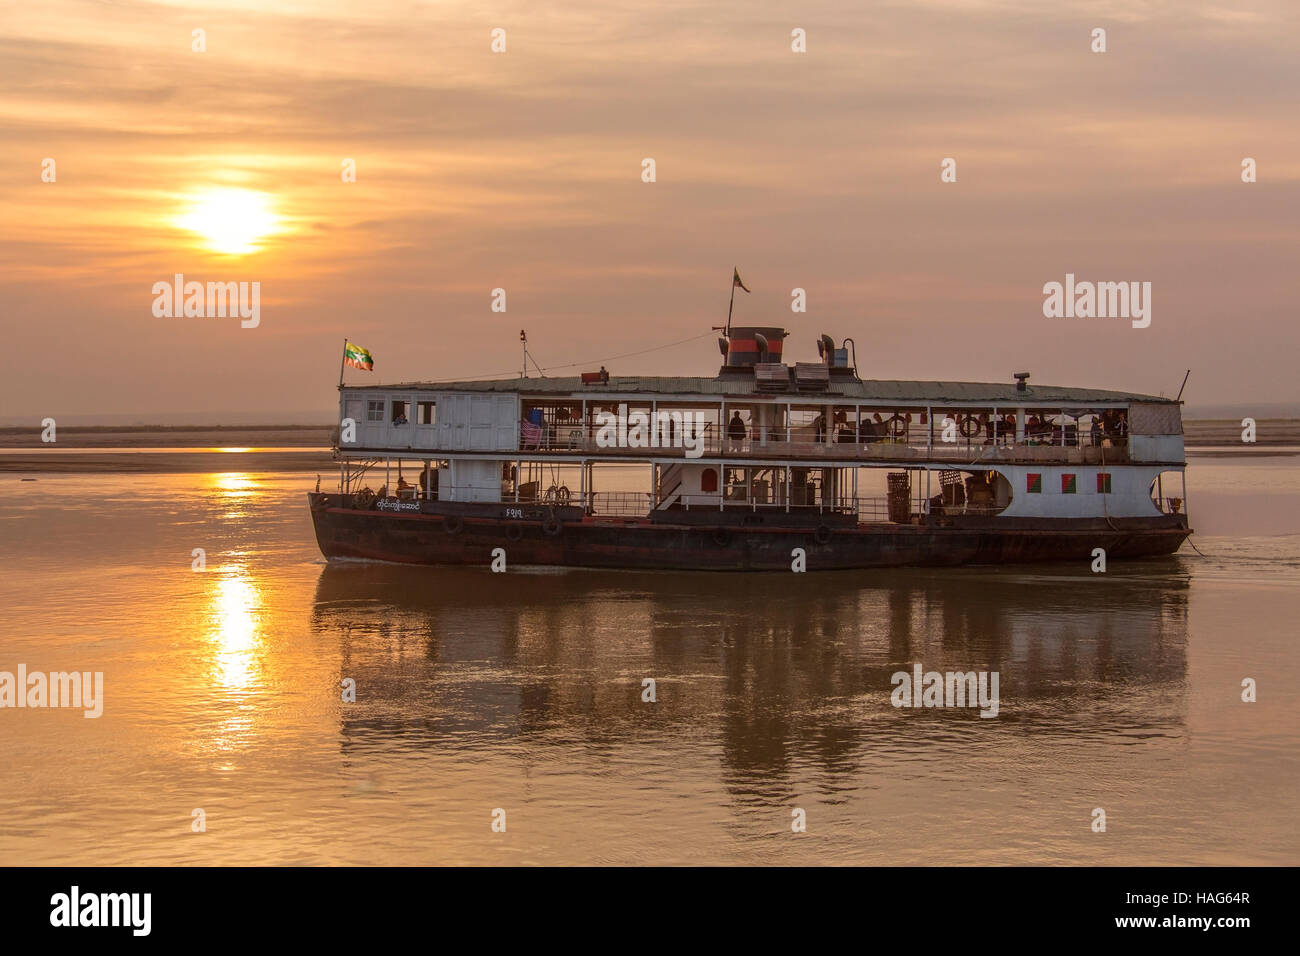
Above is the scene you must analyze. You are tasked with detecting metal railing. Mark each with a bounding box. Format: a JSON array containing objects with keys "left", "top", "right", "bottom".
[
  {"left": 582, "top": 491, "right": 907, "bottom": 523},
  {"left": 515, "top": 422, "right": 1131, "bottom": 464},
  {"left": 584, "top": 491, "right": 654, "bottom": 517}
]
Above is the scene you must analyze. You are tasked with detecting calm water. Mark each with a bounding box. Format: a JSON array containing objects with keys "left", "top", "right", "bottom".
[{"left": 1, "top": 455, "right": 1297, "bottom": 865}]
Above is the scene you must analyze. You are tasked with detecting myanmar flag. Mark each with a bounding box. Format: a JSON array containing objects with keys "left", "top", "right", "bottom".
[
  {"left": 343, "top": 340, "right": 374, "bottom": 371},
  {"left": 732, "top": 268, "right": 750, "bottom": 293}
]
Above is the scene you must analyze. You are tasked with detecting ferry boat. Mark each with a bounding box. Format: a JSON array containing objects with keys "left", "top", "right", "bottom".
[{"left": 308, "top": 326, "right": 1191, "bottom": 570}]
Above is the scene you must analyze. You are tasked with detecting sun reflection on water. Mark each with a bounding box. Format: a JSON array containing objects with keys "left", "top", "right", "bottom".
[
  {"left": 210, "top": 473, "right": 258, "bottom": 496},
  {"left": 210, "top": 567, "right": 263, "bottom": 691},
  {"left": 209, "top": 472, "right": 259, "bottom": 520}
]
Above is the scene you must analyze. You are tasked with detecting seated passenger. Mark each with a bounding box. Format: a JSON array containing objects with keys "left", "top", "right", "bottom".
[{"left": 859, "top": 413, "right": 886, "bottom": 443}]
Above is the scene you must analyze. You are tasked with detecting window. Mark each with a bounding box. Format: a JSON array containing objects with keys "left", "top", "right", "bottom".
[
  {"left": 1026, "top": 473, "right": 1042, "bottom": 494},
  {"left": 391, "top": 400, "right": 408, "bottom": 424},
  {"left": 1061, "top": 474, "right": 1077, "bottom": 494},
  {"left": 700, "top": 468, "right": 718, "bottom": 493},
  {"left": 1096, "top": 472, "right": 1112, "bottom": 494},
  {"left": 366, "top": 400, "right": 384, "bottom": 422},
  {"left": 417, "top": 401, "right": 436, "bottom": 426}
]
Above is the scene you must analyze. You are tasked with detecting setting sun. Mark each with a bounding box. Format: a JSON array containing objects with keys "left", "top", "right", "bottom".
[{"left": 176, "top": 188, "right": 280, "bottom": 255}]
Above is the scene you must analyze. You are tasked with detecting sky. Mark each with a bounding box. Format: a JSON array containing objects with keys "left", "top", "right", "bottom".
[{"left": 1, "top": 0, "right": 1297, "bottom": 423}]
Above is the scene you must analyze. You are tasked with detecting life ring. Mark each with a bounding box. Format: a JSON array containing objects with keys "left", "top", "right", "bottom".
[
  {"left": 959, "top": 415, "right": 982, "bottom": 438},
  {"left": 505, "top": 522, "right": 524, "bottom": 541},
  {"left": 712, "top": 527, "right": 732, "bottom": 547},
  {"left": 887, "top": 414, "right": 908, "bottom": 438},
  {"left": 814, "top": 524, "right": 833, "bottom": 545},
  {"left": 443, "top": 515, "right": 464, "bottom": 535},
  {"left": 353, "top": 488, "right": 376, "bottom": 510},
  {"left": 542, "top": 516, "right": 562, "bottom": 536}
]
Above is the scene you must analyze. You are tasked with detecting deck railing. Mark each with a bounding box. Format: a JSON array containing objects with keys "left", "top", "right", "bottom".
[
  {"left": 581, "top": 491, "right": 910, "bottom": 523},
  {"left": 515, "top": 422, "right": 1131, "bottom": 464}
]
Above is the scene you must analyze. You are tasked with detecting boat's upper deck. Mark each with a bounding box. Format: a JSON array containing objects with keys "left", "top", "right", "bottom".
[
  {"left": 355, "top": 373, "right": 1173, "bottom": 407},
  {"left": 337, "top": 372, "right": 1184, "bottom": 467},
  {"left": 336, "top": 324, "right": 1180, "bottom": 464}
]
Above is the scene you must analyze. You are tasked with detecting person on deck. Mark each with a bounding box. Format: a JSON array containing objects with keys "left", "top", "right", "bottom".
[{"left": 727, "top": 411, "right": 746, "bottom": 451}]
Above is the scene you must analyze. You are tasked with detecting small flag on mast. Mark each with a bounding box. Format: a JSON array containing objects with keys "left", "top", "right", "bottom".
[
  {"left": 343, "top": 340, "right": 374, "bottom": 371},
  {"left": 732, "top": 268, "right": 750, "bottom": 293}
]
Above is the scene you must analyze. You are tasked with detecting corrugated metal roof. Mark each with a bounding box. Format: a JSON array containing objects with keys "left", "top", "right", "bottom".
[{"left": 346, "top": 374, "right": 1173, "bottom": 405}]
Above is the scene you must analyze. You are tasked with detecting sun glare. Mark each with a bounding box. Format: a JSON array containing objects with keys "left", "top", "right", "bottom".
[{"left": 177, "top": 188, "right": 280, "bottom": 255}]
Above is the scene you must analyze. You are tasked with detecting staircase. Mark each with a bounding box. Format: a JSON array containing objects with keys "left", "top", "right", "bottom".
[{"left": 656, "top": 463, "right": 684, "bottom": 510}]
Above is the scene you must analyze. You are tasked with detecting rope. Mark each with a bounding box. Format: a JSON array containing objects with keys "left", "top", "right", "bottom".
[
  {"left": 449, "top": 330, "right": 718, "bottom": 382},
  {"left": 1100, "top": 444, "right": 1121, "bottom": 532}
]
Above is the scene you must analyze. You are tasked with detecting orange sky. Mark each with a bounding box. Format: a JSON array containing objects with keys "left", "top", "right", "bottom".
[{"left": 1, "top": 0, "right": 1297, "bottom": 421}]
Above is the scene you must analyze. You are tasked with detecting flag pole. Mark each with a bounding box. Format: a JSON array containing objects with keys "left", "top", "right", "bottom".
[
  {"left": 725, "top": 270, "right": 737, "bottom": 337},
  {"left": 339, "top": 338, "right": 346, "bottom": 389}
]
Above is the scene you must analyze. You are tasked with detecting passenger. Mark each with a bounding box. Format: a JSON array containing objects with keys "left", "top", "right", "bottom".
[
  {"left": 727, "top": 411, "right": 746, "bottom": 450},
  {"left": 1102, "top": 411, "right": 1120, "bottom": 440},
  {"left": 834, "top": 410, "right": 854, "bottom": 443},
  {"left": 1090, "top": 416, "right": 1103, "bottom": 447},
  {"left": 873, "top": 413, "right": 888, "bottom": 442}
]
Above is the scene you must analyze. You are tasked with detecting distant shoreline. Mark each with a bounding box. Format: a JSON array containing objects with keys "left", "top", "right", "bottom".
[
  {"left": 0, "top": 424, "right": 331, "bottom": 448},
  {"left": 2, "top": 421, "right": 1296, "bottom": 474}
]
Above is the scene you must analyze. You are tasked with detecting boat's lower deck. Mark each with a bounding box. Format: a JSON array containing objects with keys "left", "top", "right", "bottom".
[{"left": 308, "top": 493, "right": 1190, "bottom": 571}]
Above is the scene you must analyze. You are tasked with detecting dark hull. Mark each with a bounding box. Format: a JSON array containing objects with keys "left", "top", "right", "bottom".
[{"left": 308, "top": 494, "right": 1191, "bottom": 571}]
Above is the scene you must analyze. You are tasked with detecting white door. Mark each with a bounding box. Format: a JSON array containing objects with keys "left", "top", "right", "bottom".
[
  {"left": 469, "top": 395, "right": 495, "bottom": 450},
  {"left": 447, "top": 394, "right": 470, "bottom": 450}
]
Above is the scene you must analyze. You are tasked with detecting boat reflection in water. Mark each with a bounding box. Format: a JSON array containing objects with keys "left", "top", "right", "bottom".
[{"left": 310, "top": 561, "right": 1190, "bottom": 790}]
